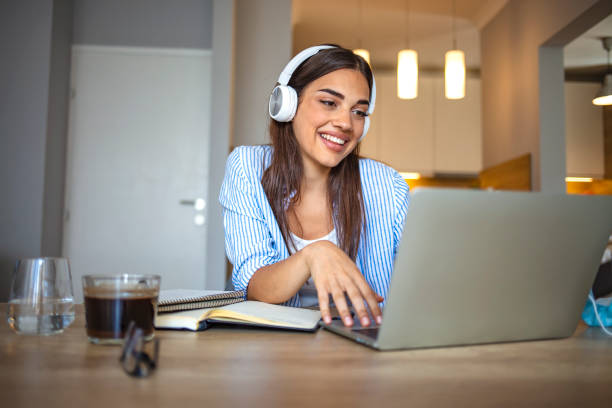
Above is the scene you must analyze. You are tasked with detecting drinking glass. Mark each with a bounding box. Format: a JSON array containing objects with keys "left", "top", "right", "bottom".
[{"left": 7, "top": 257, "right": 75, "bottom": 335}]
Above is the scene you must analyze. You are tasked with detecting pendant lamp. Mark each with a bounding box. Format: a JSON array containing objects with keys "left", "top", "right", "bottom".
[
  {"left": 397, "top": 0, "right": 418, "bottom": 99},
  {"left": 593, "top": 37, "right": 612, "bottom": 106},
  {"left": 445, "top": 0, "right": 465, "bottom": 99},
  {"left": 354, "top": 49, "right": 371, "bottom": 64},
  {"left": 353, "top": 0, "right": 371, "bottom": 64},
  {"left": 445, "top": 50, "right": 465, "bottom": 99}
]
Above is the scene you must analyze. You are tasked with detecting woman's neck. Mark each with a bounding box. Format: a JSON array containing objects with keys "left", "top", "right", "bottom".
[
  {"left": 291, "top": 163, "right": 333, "bottom": 239},
  {"left": 300, "top": 157, "right": 331, "bottom": 193}
]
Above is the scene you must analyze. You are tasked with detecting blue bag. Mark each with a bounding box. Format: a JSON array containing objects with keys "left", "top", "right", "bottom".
[{"left": 582, "top": 295, "right": 612, "bottom": 327}]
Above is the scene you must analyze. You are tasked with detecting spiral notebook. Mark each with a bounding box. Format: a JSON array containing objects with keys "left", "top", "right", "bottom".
[{"left": 158, "top": 289, "right": 245, "bottom": 313}]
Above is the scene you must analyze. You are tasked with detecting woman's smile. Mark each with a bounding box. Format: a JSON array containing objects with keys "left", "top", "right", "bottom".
[{"left": 319, "top": 131, "right": 349, "bottom": 152}]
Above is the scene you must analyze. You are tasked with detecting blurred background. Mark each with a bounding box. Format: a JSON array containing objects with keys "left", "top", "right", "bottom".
[{"left": 1, "top": 0, "right": 611, "bottom": 301}]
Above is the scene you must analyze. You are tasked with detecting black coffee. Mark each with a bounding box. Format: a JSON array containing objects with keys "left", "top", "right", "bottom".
[{"left": 84, "top": 292, "right": 157, "bottom": 340}]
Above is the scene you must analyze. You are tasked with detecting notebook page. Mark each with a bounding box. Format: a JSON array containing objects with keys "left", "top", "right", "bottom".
[{"left": 219, "top": 301, "right": 321, "bottom": 327}]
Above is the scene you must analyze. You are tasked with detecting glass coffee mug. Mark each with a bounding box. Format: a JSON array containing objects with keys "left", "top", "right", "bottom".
[
  {"left": 7, "top": 257, "right": 75, "bottom": 335},
  {"left": 82, "top": 274, "right": 161, "bottom": 345}
]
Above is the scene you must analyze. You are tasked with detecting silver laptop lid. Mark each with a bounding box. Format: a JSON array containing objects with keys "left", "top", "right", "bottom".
[{"left": 377, "top": 189, "right": 612, "bottom": 350}]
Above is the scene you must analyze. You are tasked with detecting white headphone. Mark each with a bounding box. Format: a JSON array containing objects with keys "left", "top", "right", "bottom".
[{"left": 268, "top": 45, "right": 377, "bottom": 141}]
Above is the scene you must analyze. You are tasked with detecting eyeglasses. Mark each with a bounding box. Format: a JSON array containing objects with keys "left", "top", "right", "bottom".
[{"left": 119, "top": 321, "right": 160, "bottom": 378}]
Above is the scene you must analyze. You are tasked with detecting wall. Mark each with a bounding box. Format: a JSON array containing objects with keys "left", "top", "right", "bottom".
[
  {"left": 43, "top": 0, "right": 73, "bottom": 256},
  {"left": 206, "top": 0, "right": 235, "bottom": 289},
  {"left": 480, "top": 0, "right": 610, "bottom": 191},
  {"left": 0, "top": 0, "right": 72, "bottom": 301},
  {"left": 605, "top": 106, "right": 612, "bottom": 178},
  {"left": 233, "top": 0, "right": 292, "bottom": 147},
  {"left": 73, "top": 0, "right": 212, "bottom": 48},
  {"left": 565, "top": 82, "right": 604, "bottom": 178}
]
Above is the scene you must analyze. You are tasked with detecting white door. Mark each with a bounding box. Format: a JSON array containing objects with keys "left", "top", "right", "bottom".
[{"left": 63, "top": 46, "right": 211, "bottom": 301}]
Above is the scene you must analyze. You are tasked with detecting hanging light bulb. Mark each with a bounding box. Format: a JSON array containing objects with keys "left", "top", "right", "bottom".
[
  {"left": 353, "top": 49, "right": 371, "bottom": 64},
  {"left": 398, "top": 50, "right": 418, "bottom": 99},
  {"left": 445, "top": 0, "right": 465, "bottom": 99},
  {"left": 397, "top": 0, "right": 418, "bottom": 99},
  {"left": 445, "top": 50, "right": 465, "bottom": 99},
  {"left": 593, "top": 37, "right": 612, "bottom": 106},
  {"left": 353, "top": 0, "right": 371, "bottom": 65},
  {"left": 593, "top": 74, "right": 612, "bottom": 105}
]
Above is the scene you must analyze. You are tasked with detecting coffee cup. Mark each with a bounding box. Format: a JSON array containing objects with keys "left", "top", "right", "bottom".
[{"left": 82, "top": 274, "right": 160, "bottom": 345}]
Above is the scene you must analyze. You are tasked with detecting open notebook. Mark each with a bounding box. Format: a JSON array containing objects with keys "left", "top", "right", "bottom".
[{"left": 155, "top": 300, "right": 321, "bottom": 332}]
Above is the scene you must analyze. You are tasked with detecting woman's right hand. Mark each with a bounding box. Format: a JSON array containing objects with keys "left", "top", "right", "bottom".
[{"left": 301, "top": 240, "right": 383, "bottom": 328}]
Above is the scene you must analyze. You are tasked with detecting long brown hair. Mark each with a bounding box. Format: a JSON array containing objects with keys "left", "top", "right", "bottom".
[{"left": 261, "top": 46, "right": 373, "bottom": 260}]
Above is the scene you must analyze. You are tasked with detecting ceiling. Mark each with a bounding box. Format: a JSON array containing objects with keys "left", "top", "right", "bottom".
[
  {"left": 564, "top": 14, "right": 612, "bottom": 81},
  {"left": 292, "top": 0, "right": 611, "bottom": 79},
  {"left": 292, "top": 0, "right": 507, "bottom": 71}
]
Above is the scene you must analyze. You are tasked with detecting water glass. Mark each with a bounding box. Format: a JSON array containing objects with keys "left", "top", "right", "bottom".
[{"left": 7, "top": 257, "right": 75, "bottom": 335}]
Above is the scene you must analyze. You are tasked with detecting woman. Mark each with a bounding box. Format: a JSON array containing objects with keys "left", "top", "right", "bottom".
[{"left": 220, "top": 45, "right": 410, "bottom": 328}]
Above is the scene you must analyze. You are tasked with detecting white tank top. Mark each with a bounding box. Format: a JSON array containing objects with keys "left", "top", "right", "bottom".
[{"left": 289, "top": 229, "right": 338, "bottom": 307}]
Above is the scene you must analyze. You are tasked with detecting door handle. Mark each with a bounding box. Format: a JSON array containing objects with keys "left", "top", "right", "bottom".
[
  {"left": 179, "top": 198, "right": 206, "bottom": 226},
  {"left": 179, "top": 198, "right": 206, "bottom": 210}
]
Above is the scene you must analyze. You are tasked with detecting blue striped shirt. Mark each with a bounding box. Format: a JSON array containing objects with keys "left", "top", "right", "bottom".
[{"left": 219, "top": 145, "right": 410, "bottom": 307}]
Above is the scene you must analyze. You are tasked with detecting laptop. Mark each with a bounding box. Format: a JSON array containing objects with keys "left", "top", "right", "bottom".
[{"left": 321, "top": 188, "right": 612, "bottom": 350}]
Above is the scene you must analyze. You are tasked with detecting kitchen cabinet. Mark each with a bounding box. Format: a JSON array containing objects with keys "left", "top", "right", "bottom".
[
  {"left": 361, "top": 71, "right": 482, "bottom": 176},
  {"left": 360, "top": 75, "right": 604, "bottom": 179}
]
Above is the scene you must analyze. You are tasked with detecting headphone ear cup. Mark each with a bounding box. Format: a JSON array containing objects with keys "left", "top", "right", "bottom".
[
  {"left": 269, "top": 85, "right": 298, "bottom": 122},
  {"left": 359, "top": 117, "right": 370, "bottom": 141}
]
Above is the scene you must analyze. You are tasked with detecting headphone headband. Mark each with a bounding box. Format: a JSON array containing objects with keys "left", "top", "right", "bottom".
[{"left": 277, "top": 45, "right": 336, "bottom": 86}]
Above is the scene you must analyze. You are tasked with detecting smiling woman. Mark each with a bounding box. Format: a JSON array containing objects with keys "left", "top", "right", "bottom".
[{"left": 219, "top": 45, "right": 410, "bottom": 329}]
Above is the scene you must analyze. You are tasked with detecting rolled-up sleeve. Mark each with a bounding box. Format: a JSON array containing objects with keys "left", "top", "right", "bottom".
[{"left": 219, "top": 148, "right": 280, "bottom": 292}]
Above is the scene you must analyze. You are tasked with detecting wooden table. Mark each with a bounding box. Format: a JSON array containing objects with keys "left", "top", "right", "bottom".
[{"left": 1, "top": 305, "right": 612, "bottom": 407}]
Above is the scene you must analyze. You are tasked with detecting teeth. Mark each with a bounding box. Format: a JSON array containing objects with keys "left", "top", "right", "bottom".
[{"left": 320, "top": 133, "right": 346, "bottom": 145}]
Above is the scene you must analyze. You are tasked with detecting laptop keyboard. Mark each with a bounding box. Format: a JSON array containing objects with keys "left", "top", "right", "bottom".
[{"left": 351, "top": 327, "right": 379, "bottom": 339}]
